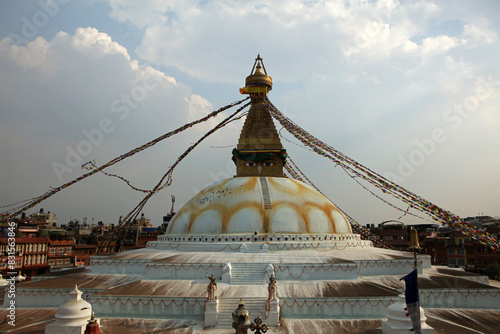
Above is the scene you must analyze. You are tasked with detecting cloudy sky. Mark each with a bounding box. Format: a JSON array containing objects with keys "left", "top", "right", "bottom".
[{"left": 1, "top": 0, "right": 499, "bottom": 227}]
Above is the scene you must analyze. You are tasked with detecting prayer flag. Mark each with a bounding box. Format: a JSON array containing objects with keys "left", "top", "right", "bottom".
[{"left": 400, "top": 270, "right": 422, "bottom": 334}]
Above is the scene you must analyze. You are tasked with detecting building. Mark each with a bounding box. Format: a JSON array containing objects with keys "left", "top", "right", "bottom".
[
  {"left": 0, "top": 237, "right": 50, "bottom": 277},
  {"left": 30, "top": 208, "right": 58, "bottom": 229},
  {"left": 445, "top": 231, "right": 468, "bottom": 268},
  {"left": 367, "top": 220, "right": 499, "bottom": 271},
  {"left": 45, "top": 230, "right": 76, "bottom": 270},
  {"left": 136, "top": 226, "right": 159, "bottom": 249},
  {"left": 69, "top": 220, "right": 97, "bottom": 245},
  {"left": 422, "top": 232, "right": 450, "bottom": 266},
  {"left": 74, "top": 244, "right": 97, "bottom": 266},
  {"left": 377, "top": 221, "right": 408, "bottom": 251}
]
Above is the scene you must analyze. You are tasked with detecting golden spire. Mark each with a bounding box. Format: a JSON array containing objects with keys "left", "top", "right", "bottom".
[
  {"left": 239, "top": 54, "right": 273, "bottom": 96},
  {"left": 233, "top": 55, "right": 286, "bottom": 177}
]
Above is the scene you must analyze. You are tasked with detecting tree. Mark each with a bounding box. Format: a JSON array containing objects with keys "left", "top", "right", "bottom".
[{"left": 484, "top": 264, "right": 500, "bottom": 280}]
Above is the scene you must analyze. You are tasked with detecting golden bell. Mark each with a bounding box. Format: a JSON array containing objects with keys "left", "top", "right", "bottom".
[{"left": 409, "top": 228, "right": 421, "bottom": 250}]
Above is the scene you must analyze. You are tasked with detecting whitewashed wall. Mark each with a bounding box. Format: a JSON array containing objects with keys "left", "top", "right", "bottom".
[
  {"left": 145, "top": 263, "right": 226, "bottom": 280},
  {"left": 274, "top": 264, "right": 358, "bottom": 280},
  {"left": 4, "top": 288, "right": 97, "bottom": 308},
  {"left": 90, "top": 258, "right": 149, "bottom": 275},
  {"left": 419, "top": 289, "right": 500, "bottom": 309},
  {"left": 279, "top": 297, "right": 396, "bottom": 319},
  {"left": 89, "top": 296, "right": 205, "bottom": 319}
]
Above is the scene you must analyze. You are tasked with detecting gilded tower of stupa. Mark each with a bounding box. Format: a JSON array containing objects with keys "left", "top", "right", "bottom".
[{"left": 233, "top": 54, "right": 286, "bottom": 177}]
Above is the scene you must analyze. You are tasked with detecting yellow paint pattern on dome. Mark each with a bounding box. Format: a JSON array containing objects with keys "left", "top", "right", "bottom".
[{"left": 168, "top": 177, "right": 351, "bottom": 235}]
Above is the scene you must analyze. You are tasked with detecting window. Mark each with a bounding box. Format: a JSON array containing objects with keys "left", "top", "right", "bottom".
[
  {"left": 65, "top": 258, "right": 70, "bottom": 264},
  {"left": 458, "top": 259, "right": 465, "bottom": 266},
  {"left": 57, "top": 259, "right": 64, "bottom": 265},
  {"left": 26, "top": 256, "right": 31, "bottom": 265},
  {"left": 58, "top": 247, "right": 64, "bottom": 254},
  {"left": 457, "top": 248, "right": 464, "bottom": 255},
  {"left": 48, "top": 259, "right": 55, "bottom": 265},
  {"left": 28, "top": 244, "right": 33, "bottom": 252},
  {"left": 1, "top": 245, "right": 6, "bottom": 252},
  {"left": 449, "top": 258, "right": 456, "bottom": 265},
  {"left": 448, "top": 249, "right": 455, "bottom": 255},
  {"left": 33, "top": 256, "right": 38, "bottom": 265},
  {"left": 49, "top": 247, "right": 56, "bottom": 254},
  {"left": 66, "top": 246, "right": 72, "bottom": 253}
]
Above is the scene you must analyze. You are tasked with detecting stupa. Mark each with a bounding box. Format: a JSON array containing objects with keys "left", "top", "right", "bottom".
[
  {"left": 45, "top": 285, "right": 94, "bottom": 334},
  {"left": 169, "top": 55, "right": 352, "bottom": 236},
  {"left": 4, "top": 56, "right": 500, "bottom": 333}
]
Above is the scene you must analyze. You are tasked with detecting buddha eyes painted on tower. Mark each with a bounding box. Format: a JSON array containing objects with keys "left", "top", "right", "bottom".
[{"left": 244, "top": 161, "right": 275, "bottom": 167}]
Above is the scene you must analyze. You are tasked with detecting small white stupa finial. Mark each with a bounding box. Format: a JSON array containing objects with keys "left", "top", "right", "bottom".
[{"left": 69, "top": 284, "right": 83, "bottom": 301}]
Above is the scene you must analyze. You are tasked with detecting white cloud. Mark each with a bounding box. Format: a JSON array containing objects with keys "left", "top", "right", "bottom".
[
  {"left": 419, "top": 34, "right": 465, "bottom": 55},
  {"left": 107, "top": 0, "right": 498, "bottom": 83},
  {"left": 71, "top": 27, "right": 131, "bottom": 59},
  {"left": 107, "top": 0, "right": 174, "bottom": 28},
  {"left": 0, "top": 27, "right": 234, "bottom": 224},
  {"left": 463, "top": 24, "right": 497, "bottom": 44},
  {"left": 2, "top": 36, "right": 55, "bottom": 72},
  {"left": 187, "top": 94, "right": 213, "bottom": 122}
]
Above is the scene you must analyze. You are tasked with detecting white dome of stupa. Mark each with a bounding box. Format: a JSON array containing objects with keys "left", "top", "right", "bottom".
[
  {"left": 54, "top": 285, "right": 91, "bottom": 323},
  {"left": 168, "top": 176, "right": 352, "bottom": 235},
  {"left": 45, "top": 285, "right": 94, "bottom": 334}
]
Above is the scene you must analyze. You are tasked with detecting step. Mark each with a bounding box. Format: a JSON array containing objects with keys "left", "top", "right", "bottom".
[
  {"left": 230, "top": 263, "right": 269, "bottom": 285},
  {"left": 242, "top": 244, "right": 266, "bottom": 253},
  {"left": 215, "top": 298, "right": 268, "bottom": 329}
]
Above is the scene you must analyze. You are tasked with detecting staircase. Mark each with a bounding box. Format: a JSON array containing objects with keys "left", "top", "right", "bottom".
[
  {"left": 216, "top": 297, "right": 268, "bottom": 329},
  {"left": 230, "top": 263, "right": 268, "bottom": 285},
  {"left": 242, "top": 243, "right": 265, "bottom": 253}
]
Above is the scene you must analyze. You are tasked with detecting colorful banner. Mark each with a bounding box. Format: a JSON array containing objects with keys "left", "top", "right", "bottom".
[
  {"left": 284, "top": 154, "right": 391, "bottom": 249},
  {"left": 1, "top": 98, "right": 250, "bottom": 220},
  {"left": 97, "top": 101, "right": 251, "bottom": 253},
  {"left": 266, "top": 97, "right": 499, "bottom": 251}
]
